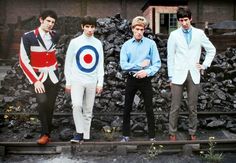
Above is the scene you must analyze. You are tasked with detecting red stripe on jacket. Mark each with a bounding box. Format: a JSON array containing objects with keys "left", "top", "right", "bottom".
[{"left": 19, "top": 55, "right": 38, "bottom": 83}]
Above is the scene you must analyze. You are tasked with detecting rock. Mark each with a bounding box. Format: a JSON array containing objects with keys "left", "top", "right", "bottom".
[
  {"left": 24, "top": 133, "right": 34, "bottom": 139},
  {"left": 59, "top": 128, "right": 74, "bottom": 141},
  {"left": 207, "top": 119, "right": 226, "bottom": 128}
]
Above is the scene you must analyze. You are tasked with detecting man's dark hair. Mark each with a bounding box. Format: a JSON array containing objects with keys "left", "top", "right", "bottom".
[
  {"left": 39, "top": 10, "right": 58, "bottom": 21},
  {"left": 177, "top": 6, "right": 192, "bottom": 20},
  {"left": 81, "top": 16, "right": 97, "bottom": 27}
]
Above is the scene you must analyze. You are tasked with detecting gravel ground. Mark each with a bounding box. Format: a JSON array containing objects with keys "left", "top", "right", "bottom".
[{"left": 2, "top": 152, "right": 236, "bottom": 163}]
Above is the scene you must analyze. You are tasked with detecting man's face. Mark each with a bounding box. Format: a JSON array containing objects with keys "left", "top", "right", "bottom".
[
  {"left": 39, "top": 16, "right": 56, "bottom": 32},
  {"left": 178, "top": 17, "right": 192, "bottom": 29},
  {"left": 82, "top": 24, "right": 96, "bottom": 37},
  {"left": 132, "top": 25, "right": 145, "bottom": 41}
]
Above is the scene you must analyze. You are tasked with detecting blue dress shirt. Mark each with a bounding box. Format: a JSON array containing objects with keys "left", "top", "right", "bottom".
[
  {"left": 183, "top": 27, "right": 192, "bottom": 45},
  {"left": 120, "top": 37, "right": 161, "bottom": 77}
]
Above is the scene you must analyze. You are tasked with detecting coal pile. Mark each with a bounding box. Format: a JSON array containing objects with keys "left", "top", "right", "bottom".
[{"left": 1, "top": 15, "right": 236, "bottom": 141}]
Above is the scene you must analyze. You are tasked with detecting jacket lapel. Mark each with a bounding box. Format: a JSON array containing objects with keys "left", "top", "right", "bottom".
[
  {"left": 34, "top": 28, "right": 47, "bottom": 50},
  {"left": 178, "top": 28, "right": 188, "bottom": 47}
]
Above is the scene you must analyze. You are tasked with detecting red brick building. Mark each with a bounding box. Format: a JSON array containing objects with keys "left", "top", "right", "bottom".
[
  {"left": 142, "top": 0, "right": 236, "bottom": 33},
  {"left": 1, "top": 0, "right": 235, "bottom": 28},
  {"left": 0, "top": 0, "right": 236, "bottom": 58}
]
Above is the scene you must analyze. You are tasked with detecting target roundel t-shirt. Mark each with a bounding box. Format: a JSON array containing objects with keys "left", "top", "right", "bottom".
[{"left": 64, "top": 33, "right": 104, "bottom": 87}]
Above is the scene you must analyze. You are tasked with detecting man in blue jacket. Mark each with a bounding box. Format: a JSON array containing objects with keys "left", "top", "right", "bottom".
[
  {"left": 167, "top": 6, "right": 216, "bottom": 141},
  {"left": 120, "top": 16, "right": 161, "bottom": 142}
]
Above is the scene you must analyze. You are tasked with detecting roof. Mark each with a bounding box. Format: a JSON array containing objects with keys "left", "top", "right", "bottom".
[
  {"left": 142, "top": 0, "right": 188, "bottom": 11},
  {"left": 210, "top": 20, "right": 236, "bottom": 29}
]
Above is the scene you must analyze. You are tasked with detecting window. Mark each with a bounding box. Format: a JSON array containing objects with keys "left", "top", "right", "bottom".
[{"left": 169, "top": 13, "right": 177, "bottom": 29}]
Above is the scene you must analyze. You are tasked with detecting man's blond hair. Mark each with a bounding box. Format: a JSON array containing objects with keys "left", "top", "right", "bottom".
[{"left": 131, "top": 16, "right": 148, "bottom": 28}]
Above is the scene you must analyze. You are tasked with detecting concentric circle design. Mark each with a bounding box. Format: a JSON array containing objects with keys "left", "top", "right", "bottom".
[{"left": 76, "top": 45, "right": 99, "bottom": 73}]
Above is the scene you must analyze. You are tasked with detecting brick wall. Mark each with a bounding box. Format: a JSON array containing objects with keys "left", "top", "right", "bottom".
[
  {"left": 3, "top": 0, "right": 145, "bottom": 25},
  {"left": 0, "top": 0, "right": 146, "bottom": 58},
  {"left": 189, "top": 0, "right": 236, "bottom": 28},
  {"left": 1, "top": 0, "right": 236, "bottom": 59}
]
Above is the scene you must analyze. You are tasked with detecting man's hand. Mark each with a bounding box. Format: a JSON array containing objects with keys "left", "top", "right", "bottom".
[
  {"left": 65, "top": 85, "right": 71, "bottom": 94},
  {"left": 196, "top": 63, "right": 205, "bottom": 75},
  {"left": 140, "top": 59, "right": 150, "bottom": 68},
  {"left": 134, "top": 70, "right": 148, "bottom": 79},
  {"left": 96, "top": 86, "right": 103, "bottom": 94},
  {"left": 196, "top": 63, "right": 205, "bottom": 70},
  {"left": 34, "top": 81, "right": 45, "bottom": 93}
]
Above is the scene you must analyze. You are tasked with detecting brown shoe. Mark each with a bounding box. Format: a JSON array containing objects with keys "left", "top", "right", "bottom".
[
  {"left": 37, "top": 135, "right": 50, "bottom": 145},
  {"left": 169, "top": 135, "right": 176, "bottom": 141},
  {"left": 190, "top": 135, "right": 197, "bottom": 141}
]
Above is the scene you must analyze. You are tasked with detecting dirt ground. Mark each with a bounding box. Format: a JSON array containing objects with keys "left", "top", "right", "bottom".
[{"left": 2, "top": 152, "right": 236, "bottom": 163}]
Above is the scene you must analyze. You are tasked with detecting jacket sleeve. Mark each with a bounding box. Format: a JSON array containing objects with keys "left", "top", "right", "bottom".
[
  {"left": 19, "top": 35, "right": 39, "bottom": 84},
  {"left": 167, "top": 32, "right": 176, "bottom": 80},
  {"left": 200, "top": 31, "right": 216, "bottom": 68}
]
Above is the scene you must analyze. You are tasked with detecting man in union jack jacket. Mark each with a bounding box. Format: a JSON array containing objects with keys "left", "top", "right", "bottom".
[{"left": 19, "top": 10, "right": 60, "bottom": 145}]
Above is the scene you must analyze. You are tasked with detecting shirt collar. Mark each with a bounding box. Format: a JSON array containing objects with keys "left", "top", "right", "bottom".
[
  {"left": 38, "top": 27, "right": 50, "bottom": 38},
  {"left": 131, "top": 37, "right": 144, "bottom": 43},
  {"left": 82, "top": 33, "right": 94, "bottom": 39},
  {"left": 182, "top": 27, "right": 192, "bottom": 33}
]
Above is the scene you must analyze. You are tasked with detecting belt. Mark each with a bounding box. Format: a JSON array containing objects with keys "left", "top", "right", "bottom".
[{"left": 127, "top": 71, "right": 151, "bottom": 79}]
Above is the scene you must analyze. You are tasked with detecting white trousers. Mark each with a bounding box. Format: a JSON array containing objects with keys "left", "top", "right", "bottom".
[{"left": 71, "top": 81, "right": 96, "bottom": 139}]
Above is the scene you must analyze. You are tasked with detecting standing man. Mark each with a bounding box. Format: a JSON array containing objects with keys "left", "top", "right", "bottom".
[
  {"left": 64, "top": 16, "right": 104, "bottom": 143},
  {"left": 19, "top": 10, "right": 60, "bottom": 145},
  {"left": 120, "top": 16, "right": 161, "bottom": 142},
  {"left": 167, "top": 7, "right": 216, "bottom": 141}
]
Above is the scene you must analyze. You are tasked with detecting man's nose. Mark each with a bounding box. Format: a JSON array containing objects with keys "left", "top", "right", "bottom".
[
  {"left": 49, "top": 22, "right": 54, "bottom": 26},
  {"left": 182, "top": 21, "right": 187, "bottom": 25}
]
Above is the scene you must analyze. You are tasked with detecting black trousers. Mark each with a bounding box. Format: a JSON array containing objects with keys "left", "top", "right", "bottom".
[
  {"left": 122, "top": 75, "right": 155, "bottom": 138},
  {"left": 35, "top": 76, "right": 59, "bottom": 136}
]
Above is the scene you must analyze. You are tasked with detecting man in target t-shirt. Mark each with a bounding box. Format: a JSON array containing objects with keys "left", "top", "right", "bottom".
[{"left": 64, "top": 16, "right": 104, "bottom": 143}]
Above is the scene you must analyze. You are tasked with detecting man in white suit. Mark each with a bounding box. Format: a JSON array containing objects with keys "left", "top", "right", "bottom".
[{"left": 167, "top": 6, "right": 216, "bottom": 141}]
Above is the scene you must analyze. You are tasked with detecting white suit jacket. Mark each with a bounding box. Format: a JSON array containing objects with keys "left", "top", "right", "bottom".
[{"left": 167, "top": 27, "right": 216, "bottom": 84}]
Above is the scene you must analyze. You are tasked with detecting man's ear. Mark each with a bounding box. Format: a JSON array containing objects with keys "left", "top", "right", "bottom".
[
  {"left": 39, "top": 17, "right": 43, "bottom": 24},
  {"left": 81, "top": 24, "right": 84, "bottom": 29},
  {"left": 131, "top": 26, "right": 135, "bottom": 32},
  {"left": 189, "top": 18, "right": 192, "bottom": 22}
]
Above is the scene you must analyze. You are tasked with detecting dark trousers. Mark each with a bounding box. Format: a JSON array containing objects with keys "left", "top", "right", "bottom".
[
  {"left": 169, "top": 72, "right": 199, "bottom": 136},
  {"left": 35, "top": 76, "right": 58, "bottom": 136},
  {"left": 122, "top": 76, "right": 155, "bottom": 138}
]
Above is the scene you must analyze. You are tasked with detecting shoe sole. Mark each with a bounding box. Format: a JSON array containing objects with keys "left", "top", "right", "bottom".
[
  {"left": 37, "top": 140, "right": 50, "bottom": 145},
  {"left": 70, "top": 140, "right": 84, "bottom": 143}
]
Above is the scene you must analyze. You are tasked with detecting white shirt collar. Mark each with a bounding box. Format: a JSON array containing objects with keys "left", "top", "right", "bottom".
[{"left": 38, "top": 27, "right": 51, "bottom": 38}]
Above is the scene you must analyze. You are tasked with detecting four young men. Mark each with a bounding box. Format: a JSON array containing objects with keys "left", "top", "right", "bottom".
[{"left": 19, "top": 6, "right": 215, "bottom": 144}]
